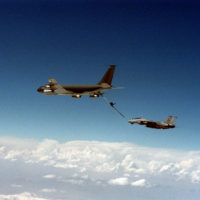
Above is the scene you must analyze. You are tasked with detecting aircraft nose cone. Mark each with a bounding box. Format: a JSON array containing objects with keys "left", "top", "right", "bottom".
[{"left": 37, "top": 88, "right": 43, "bottom": 93}]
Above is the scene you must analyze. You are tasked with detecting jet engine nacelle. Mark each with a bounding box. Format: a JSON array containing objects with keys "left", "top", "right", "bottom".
[
  {"left": 89, "top": 94, "right": 100, "bottom": 98},
  {"left": 72, "top": 94, "right": 82, "bottom": 98}
]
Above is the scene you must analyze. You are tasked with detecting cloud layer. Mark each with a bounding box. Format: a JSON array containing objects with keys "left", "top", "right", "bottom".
[
  {"left": 0, "top": 137, "right": 200, "bottom": 200},
  {"left": 0, "top": 192, "right": 51, "bottom": 200}
]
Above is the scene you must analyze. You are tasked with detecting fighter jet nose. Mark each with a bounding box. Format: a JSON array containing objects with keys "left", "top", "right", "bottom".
[{"left": 37, "top": 88, "right": 43, "bottom": 93}]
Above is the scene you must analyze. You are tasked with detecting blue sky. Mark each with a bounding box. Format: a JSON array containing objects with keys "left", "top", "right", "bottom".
[
  {"left": 1, "top": 1, "right": 200, "bottom": 200},
  {"left": 0, "top": 0, "right": 200, "bottom": 150}
]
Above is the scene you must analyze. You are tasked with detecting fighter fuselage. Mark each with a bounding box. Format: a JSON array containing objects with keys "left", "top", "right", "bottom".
[
  {"left": 145, "top": 122, "right": 175, "bottom": 129},
  {"left": 128, "top": 116, "right": 176, "bottom": 129}
]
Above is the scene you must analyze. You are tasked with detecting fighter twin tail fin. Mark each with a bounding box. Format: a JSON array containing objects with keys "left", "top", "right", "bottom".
[{"left": 163, "top": 116, "right": 177, "bottom": 125}]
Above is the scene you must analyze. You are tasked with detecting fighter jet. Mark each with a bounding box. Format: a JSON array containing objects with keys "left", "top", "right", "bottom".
[
  {"left": 128, "top": 116, "right": 177, "bottom": 129},
  {"left": 37, "top": 65, "right": 118, "bottom": 98}
]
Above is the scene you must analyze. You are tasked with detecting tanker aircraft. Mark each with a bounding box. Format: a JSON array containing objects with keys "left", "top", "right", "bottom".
[
  {"left": 128, "top": 116, "right": 177, "bottom": 129},
  {"left": 37, "top": 65, "right": 118, "bottom": 98}
]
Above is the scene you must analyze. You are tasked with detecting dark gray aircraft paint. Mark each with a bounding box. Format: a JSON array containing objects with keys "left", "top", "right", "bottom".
[{"left": 37, "top": 65, "right": 116, "bottom": 98}]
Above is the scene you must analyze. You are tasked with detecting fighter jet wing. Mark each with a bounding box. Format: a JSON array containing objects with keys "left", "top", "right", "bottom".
[
  {"left": 128, "top": 118, "right": 149, "bottom": 125},
  {"left": 48, "top": 78, "right": 72, "bottom": 94}
]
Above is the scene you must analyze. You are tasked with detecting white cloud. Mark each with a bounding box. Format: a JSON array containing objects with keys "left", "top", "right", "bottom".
[
  {"left": 41, "top": 188, "right": 57, "bottom": 193},
  {"left": 191, "top": 170, "right": 200, "bottom": 183},
  {"left": 43, "top": 174, "right": 56, "bottom": 179},
  {"left": 108, "top": 177, "right": 128, "bottom": 185},
  {"left": 0, "top": 192, "right": 51, "bottom": 200},
  {"left": 131, "top": 179, "right": 147, "bottom": 187},
  {"left": 1, "top": 137, "right": 200, "bottom": 199},
  {"left": 61, "top": 179, "right": 84, "bottom": 185}
]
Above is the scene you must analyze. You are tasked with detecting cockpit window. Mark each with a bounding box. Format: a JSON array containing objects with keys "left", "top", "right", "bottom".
[{"left": 44, "top": 89, "right": 52, "bottom": 92}]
